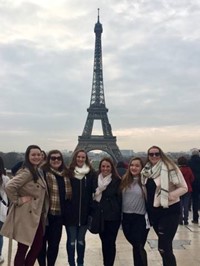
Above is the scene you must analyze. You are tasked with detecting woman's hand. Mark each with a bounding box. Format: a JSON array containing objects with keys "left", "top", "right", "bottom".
[
  {"left": 20, "top": 196, "right": 32, "bottom": 204},
  {"left": 168, "top": 192, "right": 178, "bottom": 201}
]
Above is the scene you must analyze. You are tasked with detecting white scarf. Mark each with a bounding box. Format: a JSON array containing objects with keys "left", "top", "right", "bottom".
[
  {"left": 141, "top": 160, "right": 180, "bottom": 208},
  {"left": 74, "top": 164, "right": 90, "bottom": 180},
  {"left": 94, "top": 173, "right": 112, "bottom": 202}
]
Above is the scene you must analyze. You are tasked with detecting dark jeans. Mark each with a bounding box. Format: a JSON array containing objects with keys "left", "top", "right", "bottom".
[
  {"left": 99, "top": 220, "right": 121, "bottom": 266},
  {"left": 38, "top": 214, "right": 63, "bottom": 266},
  {"left": 152, "top": 212, "right": 179, "bottom": 266},
  {"left": 180, "top": 192, "right": 191, "bottom": 223},
  {"left": 14, "top": 220, "right": 43, "bottom": 266},
  {"left": 66, "top": 225, "right": 88, "bottom": 266},
  {"left": 122, "top": 213, "right": 149, "bottom": 266},
  {"left": 192, "top": 189, "right": 200, "bottom": 222}
]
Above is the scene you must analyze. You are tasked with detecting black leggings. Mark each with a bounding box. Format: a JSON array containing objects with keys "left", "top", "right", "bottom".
[
  {"left": 38, "top": 215, "right": 63, "bottom": 266},
  {"left": 122, "top": 213, "right": 149, "bottom": 266},
  {"left": 99, "top": 220, "right": 120, "bottom": 266},
  {"left": 152, "top": 212, "right": 179, "bottom": 266}
]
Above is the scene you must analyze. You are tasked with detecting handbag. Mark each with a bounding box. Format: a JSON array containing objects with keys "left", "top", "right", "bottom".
[{"left": 87, "top": 201, "right": 104, "bottom": 234}]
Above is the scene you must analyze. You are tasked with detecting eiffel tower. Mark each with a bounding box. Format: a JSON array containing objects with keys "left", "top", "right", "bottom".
[{"left": 75, "top": 9, "right": 123, "bottom": 163}]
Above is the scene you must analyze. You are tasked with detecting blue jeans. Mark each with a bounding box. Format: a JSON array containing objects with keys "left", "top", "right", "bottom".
[
  {"left": 66, "top": 225, "right": 87, "bottom": 266},
  {"left": 180, "top": 192, "right": 191, "bottom": 223}
]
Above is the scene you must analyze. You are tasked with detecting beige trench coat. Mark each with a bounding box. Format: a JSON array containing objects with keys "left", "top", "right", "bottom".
[{"left": 1, "top": 168, "right": 49, "bottom": 246}]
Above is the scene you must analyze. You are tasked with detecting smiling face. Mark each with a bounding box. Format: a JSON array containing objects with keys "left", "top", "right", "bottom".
[
  {"left": 29, "top": 148, "right": 42, "bottom": 167},
  {"left": 49, "top": 153, "right": 62, "bottom": 170},
  {"left": 148, "top": 147, "right": 161, "bottom": 166},
  {"left": 129, "top": 159, "right": 142, "bottom": 176},
  {"left": 76, "top": 151, "right": 86, "bottom": 168},
  {"left": 100, "top": 160, "right": 112, "bottom": 177}
]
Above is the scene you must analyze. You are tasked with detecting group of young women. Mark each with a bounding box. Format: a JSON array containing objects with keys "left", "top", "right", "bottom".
[{"left": 0, "top": 145, "right": 188, "bottom": 266}]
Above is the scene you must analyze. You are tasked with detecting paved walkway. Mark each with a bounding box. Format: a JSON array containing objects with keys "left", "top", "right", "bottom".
[{"left": 2, "top": 219, "right": 200, "bottom": 265}]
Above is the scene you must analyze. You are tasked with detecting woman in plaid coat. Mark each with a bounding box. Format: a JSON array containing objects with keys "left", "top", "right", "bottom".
[{"left": 38, "top": 150, "right": 72, "bottom": 266}]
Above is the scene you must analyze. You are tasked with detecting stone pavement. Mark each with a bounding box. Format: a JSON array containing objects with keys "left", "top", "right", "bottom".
[{"left": 1, "top": 220, "right": 200, "bottom": 266}]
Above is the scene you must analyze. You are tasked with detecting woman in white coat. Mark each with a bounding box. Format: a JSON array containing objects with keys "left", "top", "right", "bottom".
[{"left": 141, "top": 145, "right": 188, "bottom": 266}]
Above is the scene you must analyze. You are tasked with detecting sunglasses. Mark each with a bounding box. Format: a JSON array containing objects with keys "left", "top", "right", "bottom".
[
  {"left": 50, "top": 156, "right": 62, "bottom": 161},
  {"left": 148, "top": 152, "right": 160, "bottom": 157}
]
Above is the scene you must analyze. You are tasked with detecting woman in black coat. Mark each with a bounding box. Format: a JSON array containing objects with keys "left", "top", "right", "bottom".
[
  {"left": 66, "top": 149, "right": 95, "bottom": 266},
  {"left": 93, "top": 157, "right": 121, "bottom": 266}
]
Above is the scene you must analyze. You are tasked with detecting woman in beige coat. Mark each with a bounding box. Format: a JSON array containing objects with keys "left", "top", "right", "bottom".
[{"left": 1, "top": 145, "right": 49, "bottom": 266}]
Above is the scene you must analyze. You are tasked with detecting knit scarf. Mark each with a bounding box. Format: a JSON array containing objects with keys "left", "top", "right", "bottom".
[
  {"left": 47, "top": 168, "right": 72, "bottom": 215},
  {"left": 94, "top": 173, "right": 112, "bottom": 202},
  {"left": 141, "top": 160, "right": 181, "bottom": 208},
  {"left": 74, "top": 164, "right": 90, "bottom": 180}
]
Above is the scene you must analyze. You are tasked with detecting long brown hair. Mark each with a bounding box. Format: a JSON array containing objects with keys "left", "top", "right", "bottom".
[
  {"left": 98, "top": 157, "right": 119, "bottom": 179},
  {"left": 120, "top": 157, "right": 144, "bottom": 191},
  {"left": 23, "top": 145, "right": 41, "bottom": 183}
]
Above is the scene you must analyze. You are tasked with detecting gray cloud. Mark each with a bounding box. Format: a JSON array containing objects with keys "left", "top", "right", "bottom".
[{"left": 0, "top": 0, "right": 200, "bottom": 152}]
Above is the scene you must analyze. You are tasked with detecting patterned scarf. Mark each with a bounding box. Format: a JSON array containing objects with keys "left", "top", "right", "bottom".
[
  {"left": 74, "top": 164, "right": 90, "bottom": 180},
  {"left": 46, "top": 168, "right": 72, "bottom": 215},
  {"left": 94, "top": 173, "right": 112, "bottom": 202},
  {"left": 141, "top": 160, "right": 180, "bottom": 208}
]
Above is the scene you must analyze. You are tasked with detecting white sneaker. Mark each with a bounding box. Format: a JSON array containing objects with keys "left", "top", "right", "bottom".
[{"left": 0, "top": 256, "right": 4, "bottom": 264}]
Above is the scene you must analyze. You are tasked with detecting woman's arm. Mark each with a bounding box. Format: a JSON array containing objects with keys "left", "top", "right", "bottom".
[
  {"left": 168, "top": 168, "right": 188, "bottom": 201},
  {"left": 5, "top": 168, "right": 32, "bottom": 206}
]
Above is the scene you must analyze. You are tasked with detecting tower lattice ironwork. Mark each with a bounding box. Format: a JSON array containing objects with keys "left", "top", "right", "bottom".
[{"left": 75, "top": 9, "right": 123, "bottom": 163}]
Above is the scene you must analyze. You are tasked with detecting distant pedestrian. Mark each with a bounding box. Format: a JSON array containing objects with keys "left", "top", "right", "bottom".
[
  {"left": 11, "top": 161, "right": 24, "bottom": 176},
  {"left": 141, "top": 145, "right": 187, "bottom": 266},
  {"left": 1, "top": 145, "right": 49, "bottom": 266},
  {"left": 120, "top": 157, "right": 149, "bottom": 266},
  {"left": 116, "top": 161, "right": 127, "bottom": 178},
  {"left": 177, "top": 156, "right": 194, "bottom": 225},
  {"left": 0, "top": 157, "right": 9, "bottom": 264},
  {"left": 188, "top": 148, "right": 200, "bottom": 224}
]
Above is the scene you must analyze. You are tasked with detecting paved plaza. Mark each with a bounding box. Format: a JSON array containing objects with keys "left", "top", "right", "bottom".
[{"left": 2, "top": 217, "right": 200, "bottom": 266}]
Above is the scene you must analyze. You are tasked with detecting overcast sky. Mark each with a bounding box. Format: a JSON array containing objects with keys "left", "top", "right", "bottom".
[{"left": 0, "top": 0, "right": 200, "bottom": 153}]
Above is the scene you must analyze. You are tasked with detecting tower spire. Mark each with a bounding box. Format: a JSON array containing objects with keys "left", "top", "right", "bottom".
[
  {"left": 97, "top": 8, "right": 100, "bottom": 22},
  {"left": 75, "top": 13, "right": 123, "bottom": 163}
]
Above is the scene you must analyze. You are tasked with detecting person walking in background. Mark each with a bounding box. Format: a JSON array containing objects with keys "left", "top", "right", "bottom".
[
  {"left": 11, "top": 161, "right": 24, "bottom": 176},
  {"left": 116, "top": 161, "right": 127, "bottom": 178},
  {"left": 66, "top": 149, "right": 95, "bottom": 266},
  {"left": 120, "top": 157, "right": 149, "bottom": 266},
  {"left": 177, "top": 156, "right": 194, "bottom": 225},
  {"left": 0, "top": 157, "right": 9, "bottom": 264},
  {"left": 41, "top": 151, "right": 47, "bottom": 163},
  {"left": 141, "top": 145, "right": 187, "bottom": 266},
  {"left": 38, "top": 150, "right": 72, "bottom": 266},
  {"left": 188, "top": 148, "right": 200, "bottom": 224},
  {"left": 1, "top": 145, "right": 49, "bottom": 266},
  {"left": 93, "top": 157, "right": 121, "bottom": 266}
]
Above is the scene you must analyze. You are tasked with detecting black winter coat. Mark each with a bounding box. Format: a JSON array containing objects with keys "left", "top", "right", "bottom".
[
  {"left": 65, "top": 170, "right": 96, "bottom": 226},
  {"left": 93, "top": 175, "right": 122, "bottom": 221},
  {"left": 188, "top": 155, "right": 200, "bottom": 192}
]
